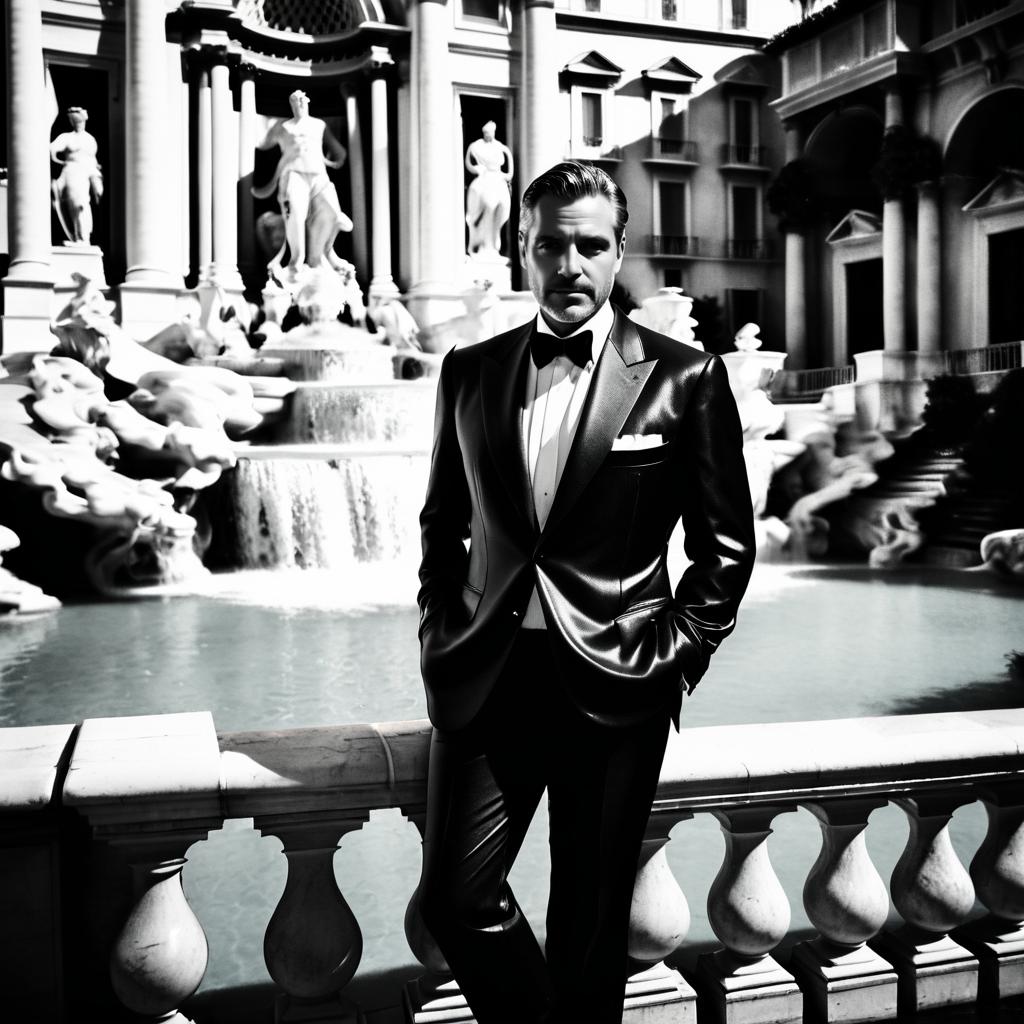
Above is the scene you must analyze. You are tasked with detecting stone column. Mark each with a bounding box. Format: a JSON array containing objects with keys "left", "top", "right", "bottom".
[
  {"left": 343, "top": 86, "right": 370, "bottom": 286},
  {"left": 782, "top": 122, "right": 808, "bottom": 370},
  {"left": 237, "top": 67, "right": 258, "bottom": 285},
  {"left": 916, "top": 181, "right": 942, "bottom": 355},
  {"left": 521, "top": 0, "right": 561, "bottom": 189},
  {"left": 122, "top": 0, "right": 184, "bottom": 332},
  {"left": 210, "top": 55, "right": 243, "bottom": 292},
  {"left": 1, "top": 0, "right": 54, "bottom": 352},
  {"left": 369, "top": 48, "right": 400, "bottom": 302},
  {"left": 411, "top": 0, "right": 454, "bottom": 293},
  {"left": 882, "top": 88, "right": 907, "bottom": 354},
  {"left": 194, "top": 62, "right": 213, "bottom": 283}
]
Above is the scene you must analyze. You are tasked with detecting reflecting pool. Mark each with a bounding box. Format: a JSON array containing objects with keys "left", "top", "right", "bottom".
[{"left": 2, "top": 563, "right": 1021, "bottom": 993}]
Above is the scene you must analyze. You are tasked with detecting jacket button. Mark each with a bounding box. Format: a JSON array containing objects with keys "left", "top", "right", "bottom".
[{"left": 512, "top": 610, "right": 520, "bottom": 618}]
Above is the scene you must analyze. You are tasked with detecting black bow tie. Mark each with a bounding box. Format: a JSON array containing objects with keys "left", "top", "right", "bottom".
[{"left": 530, "top": 330, "right": 593, "bottom": 369}]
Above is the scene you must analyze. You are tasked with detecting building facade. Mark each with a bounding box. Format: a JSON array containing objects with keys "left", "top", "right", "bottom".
[
  {"left": 1, "top": 0, "right": 798, "bottom": 352},
  {"left": 766, "top": 0, "right": 1024, "bottom": 371}
]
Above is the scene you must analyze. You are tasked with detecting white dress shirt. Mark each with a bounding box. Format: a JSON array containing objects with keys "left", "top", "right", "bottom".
[{"left": 521, "top": 301, "right": 615, "bottom": 628}]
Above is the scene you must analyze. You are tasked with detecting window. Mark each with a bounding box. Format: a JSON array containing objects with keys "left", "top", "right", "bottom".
[
  {"left": 457, "top": 0, "right": 509, "bottom": 28},
  {"left": 729, "top": 184, "right": 763, "bottom": 258},
  {"left": 664, "top": 267, "right": 684, "bottom": 289},
  {"left": 728, "top": 289, "right": 762, "bottom": 332},
  {"left": 729, "top": 96, "right": 760, "bottom": 164},
  {"left": 731, "top": 0, "right": 747, "bottom": 30},
  {"left": 659, "top": 181, "right": 687, "bottom": 234},
  {"left": 661, "top": 0, "right": 678, "bottom": 20},
  {"left": 585, "top": 0, "right": 601, "bottom": 11},
  {"left": 581, "top": 92, "right": 603, "bottom": 147}
]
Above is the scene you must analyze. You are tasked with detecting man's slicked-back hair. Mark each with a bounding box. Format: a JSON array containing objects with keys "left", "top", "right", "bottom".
[{"left": 519, "top": 161, "right": 628, "bottom": 242}]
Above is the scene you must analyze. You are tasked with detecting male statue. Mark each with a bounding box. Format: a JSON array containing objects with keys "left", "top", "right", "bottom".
[
  {"left": 416, "top": 162, "right": 756, "bottom": 1023},
  {"left": 50, "top": 106, "right": 103, "bottom": 245},
  {"left": 254, "top": 90, "right": 353, "bottom": 279},
  {"left": 465, "top": 120, "right": 514, "bottom": 256}
]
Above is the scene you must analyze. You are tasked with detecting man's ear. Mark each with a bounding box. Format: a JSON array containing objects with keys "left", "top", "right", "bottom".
[
  {"left": 617, "top": 232, "right": 626, "bottom": 259},
  {"left": 518, "top": 230, "right": 527, "bottom": 263}
]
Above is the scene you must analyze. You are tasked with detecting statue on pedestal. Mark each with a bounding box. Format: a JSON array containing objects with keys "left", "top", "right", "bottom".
[
  {"left": 253, "top": 90, "right": 353, "bottom": 280},
  {"left": 465, "top": 121, "right": 514, "bottom": 257},
  {"left": 50, "top": 106, "right": 103, "bottom": 245}
]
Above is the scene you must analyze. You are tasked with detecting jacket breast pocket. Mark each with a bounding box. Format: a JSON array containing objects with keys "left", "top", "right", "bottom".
[
  {"left": 460, "top": 581, "right": 482, "bottom": 623},
  {"left": 603, "top": 442, "right": 672, "bottom": 469}
]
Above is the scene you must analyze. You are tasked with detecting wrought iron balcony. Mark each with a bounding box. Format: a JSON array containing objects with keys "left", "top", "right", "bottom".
[
  {"left": 650, "top": 234, "right": 700, "bottom": 256},
  {"left": 726, "top": 237, "right": 772, "bottom": 260},
  {"left": 650, "top": 136, "right": 698, "bottom": 161},
  {"left": 721, "top": 143, "right": 769, "bottom": 166}
]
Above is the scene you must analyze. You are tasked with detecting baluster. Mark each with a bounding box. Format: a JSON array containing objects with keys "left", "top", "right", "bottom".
[
  {"left": 696, "top": 805, "right": 802, "bottom": 1024},
  {"left": 108, "top": 831, "right": 212, "bottom": 1024},
  {"left": 875, "top": 793, "right": 978, "bottom": 1014},
  {"left": 790, "top": 798, "right": 897, "bottom": 1023},
  {"left": 62, "top": 712, "right": 223, "bottom": 1024},
  {"left": 400, "top": 807, "right": 470, "bottom": 1024},
  {"left": 625, "top": 808, "right": 697, "bottom": 1022},
  {"left": 255, "top": 812, "right": 369, "bottom": 1023},
  {"left": 960, "top": 784, "right": 1024, "bottom": 1002}
]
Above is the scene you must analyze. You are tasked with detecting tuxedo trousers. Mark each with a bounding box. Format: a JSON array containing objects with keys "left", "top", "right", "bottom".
[{"left": 419, "top": 629, "right": 671, "bottom": 1024}]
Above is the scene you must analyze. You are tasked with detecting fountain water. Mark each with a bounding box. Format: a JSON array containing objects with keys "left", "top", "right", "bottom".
[{"left": 228, "top": 270, "right": 439, "bottom": 572}]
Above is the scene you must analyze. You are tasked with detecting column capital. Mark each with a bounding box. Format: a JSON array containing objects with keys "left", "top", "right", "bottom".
[
  {"left": 184, "top": 41, "right": 236, "bottom": 74},
  {"left": 369, "top": 44, "right": 395, "bottom": 72}
]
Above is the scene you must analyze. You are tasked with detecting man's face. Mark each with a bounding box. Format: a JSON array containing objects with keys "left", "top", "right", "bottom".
[{"left": 518, "top": 193, "right": 624, "bottom": 335}]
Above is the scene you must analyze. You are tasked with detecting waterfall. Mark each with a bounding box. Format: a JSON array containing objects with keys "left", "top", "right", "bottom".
[{"left": 232, "top": 452, "right": 428, "bottom": 570}]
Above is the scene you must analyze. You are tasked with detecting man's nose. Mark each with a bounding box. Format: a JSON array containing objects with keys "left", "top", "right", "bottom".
[{"left": 557, "top": 245, "right": 582, "bottom": 278}]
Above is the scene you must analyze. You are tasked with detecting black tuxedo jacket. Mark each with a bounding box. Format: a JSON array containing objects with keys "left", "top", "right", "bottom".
[{"left": 417, "top": 308, "right": 755, "bottom": 733}]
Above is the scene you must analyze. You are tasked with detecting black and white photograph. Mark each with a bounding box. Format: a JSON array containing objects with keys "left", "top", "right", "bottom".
[{"left": 1, "top": 2, "right": 1023, "bottom": 1023}]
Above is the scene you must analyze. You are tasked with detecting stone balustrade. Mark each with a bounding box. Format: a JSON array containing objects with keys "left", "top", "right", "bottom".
[{"left": 4, "top": 709, "right": 1024, "bottom": 1023}]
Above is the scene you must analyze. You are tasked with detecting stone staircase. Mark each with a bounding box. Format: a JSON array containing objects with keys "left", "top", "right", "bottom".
[
  {"left": 841, "top": 433, "right": 1017, "bottom": 568},
  {"left": 912, "top": 478, "right": 1018, "bottom": 568}
]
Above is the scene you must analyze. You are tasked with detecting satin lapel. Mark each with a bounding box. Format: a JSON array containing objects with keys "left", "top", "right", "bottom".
[
  {"left": 480, "top": 321, "right": 535, "bottom": 531},
  {"left": 542, "top": 312, "right": 657, "bottom": 539}
]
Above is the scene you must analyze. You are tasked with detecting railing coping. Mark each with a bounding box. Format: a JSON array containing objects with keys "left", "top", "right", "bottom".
[
  {"left": 63, "top": 712, "right": 222, "bottom": 825},
  {"left": 656, "top": 709, "right": 1024, "bottom": 810},
  {"left": 38, "top": 708, "right": 1024, "bottom": 826},
  {"left": 219, "top": 720, "right": 432, "bottom": 818},
  {"left": 0, "top": 723, "right": 77, "bottom": 812}
]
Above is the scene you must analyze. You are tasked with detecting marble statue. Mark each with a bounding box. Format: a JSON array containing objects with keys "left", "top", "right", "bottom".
[
  {"left": 629, "top": 288, "right": 703, "bottom": 350},
  {"left": 979, "top": 529, "right": 1024, "bottom": 580},
  {"left": 50, "top": 106, "right": 103, "bottom": 245},
  {"left": 0, "top": 526, "right": 61, "bottom": 615},
  {"left": 465, "top": 121, "right": 514, "bottom": 257},
  {"left": 254, "top": 90, "right": 353, "bottom": 279}
]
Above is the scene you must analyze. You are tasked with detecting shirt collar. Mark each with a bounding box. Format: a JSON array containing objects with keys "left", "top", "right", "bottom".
[{"left": 533, "top": 301, "right": 614, "bottom": 367}]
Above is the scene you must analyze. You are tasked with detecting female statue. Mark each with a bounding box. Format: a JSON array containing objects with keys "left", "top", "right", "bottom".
[
  {"left": 465, "top": 121, "right": 514, "bottom": 257},
  {"left": 50, "top": 107, "right": 103, "bottom": 245}
]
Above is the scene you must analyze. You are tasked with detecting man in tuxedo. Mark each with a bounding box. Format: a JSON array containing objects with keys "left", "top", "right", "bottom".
[{"left": 417, "top": 162, "right": 755, "bottom": 1023}]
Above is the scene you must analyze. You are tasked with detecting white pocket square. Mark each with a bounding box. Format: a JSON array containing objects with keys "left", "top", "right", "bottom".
[{"left": 612, "top": 433, "right": 663, "bottom": 451}]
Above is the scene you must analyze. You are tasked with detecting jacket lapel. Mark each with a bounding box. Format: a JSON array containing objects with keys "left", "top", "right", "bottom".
[
  {"left": 542, "top": 311, "right": 658, "bottom": 538},
  {"left": 480, "top": 321, "right": 535, "bottom": 531}
]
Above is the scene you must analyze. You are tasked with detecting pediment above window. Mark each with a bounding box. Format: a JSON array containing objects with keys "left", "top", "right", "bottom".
[
  {"left": 642, "top": 56, "right": 701, "bottom": 95},
  {"left": 560, "top": 50, "right": 624, "bottom": 88},
  {"left": 826, "top": 209, "right": 882, "bottom": 244},
  {"left": 963, "top": 169, "right": 1024, "bottom": 215}
]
